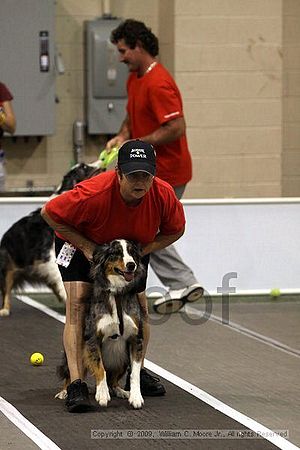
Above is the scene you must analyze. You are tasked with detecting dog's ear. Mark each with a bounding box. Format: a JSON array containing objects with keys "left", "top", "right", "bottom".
[
  {"left": 126, "top": 241, "right": 143, "bottom": 268},
  {"left": 137, "top": 243, "right": 142, "bottom": 255},
  {"left": 90, "top": 244, "right": 111, "bottom": 289},
  {"left": 128, "top": 240, "right": 142, "bottom": 255},
  {"left": 135, "top": 242, "right": 143, "bottom": 260},
  {"left": 92, "top": 243, "right": 109, "bottom": 265},
  {"left": 87, "top": 167, "right": 103, "bottom": 179}
]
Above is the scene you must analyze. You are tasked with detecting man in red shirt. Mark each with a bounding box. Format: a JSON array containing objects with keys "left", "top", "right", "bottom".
[
  {"left": 41, "top": 140, "right": 185, "bottom": 411},
  {"left": 107, "top": 20, "right": 203, "bottom": 314}
]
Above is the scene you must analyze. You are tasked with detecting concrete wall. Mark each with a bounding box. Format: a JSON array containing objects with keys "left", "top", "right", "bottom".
[
  {"left": 3, "top": 0, "right": 300, "bottom": 198},
  {"left": 5, "top": 0, "right": 107, "bottom": 191},
  {"left": 175, "top": 0, "right": 283, "bottom": 198},
  {"left": 282, "top": 0, "right": 300, "bottom": 196}
]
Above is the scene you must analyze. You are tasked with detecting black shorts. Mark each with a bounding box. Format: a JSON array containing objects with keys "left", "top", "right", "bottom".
[{"left": 55, "top": 237, "right": 149, "bottom": 293}]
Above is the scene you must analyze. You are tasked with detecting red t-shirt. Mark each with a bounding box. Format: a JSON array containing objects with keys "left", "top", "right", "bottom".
[
  {"left": 126, "top": 63, "right": 192, "bottom": 187},
  {"left": 45, "top": 171, "right": 185, "bottom": 246}
]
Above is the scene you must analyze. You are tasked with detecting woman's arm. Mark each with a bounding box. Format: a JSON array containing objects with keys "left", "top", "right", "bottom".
[
  {"left": 141, "top": 227, "right": 185, "bottom": 256},
  {"left": 41, "top": 206, "right": 96, "bottom": 262}
]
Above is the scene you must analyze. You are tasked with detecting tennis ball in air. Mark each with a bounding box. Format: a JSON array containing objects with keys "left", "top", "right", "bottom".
[
  {"left": 270, "top": 288, "right": 281, "bottom": 298},
  {"left": 30, "top": 352, "right": 44, "bottom": 366}
]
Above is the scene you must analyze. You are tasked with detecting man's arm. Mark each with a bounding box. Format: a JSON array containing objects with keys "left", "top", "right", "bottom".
[
  {"left": 106, "top": 114, "right": 131, "bottom": 150},
  {"left": 0, "top": 101, "right": 16, "bottom": 134},
  {"left": 41, "top": 206, "right": 96, "bottom": 261},
  {"left": 106, "top": 114, "right": 185, "bottom": 151},
  {"left": 140, "top": 116, "right": 185, "bottom": 147},
  {"left": 141, "top": 227, "right": 185, "bottom": 256}
]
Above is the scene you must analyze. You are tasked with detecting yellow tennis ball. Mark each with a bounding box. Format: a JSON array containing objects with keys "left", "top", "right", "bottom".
[
  {"left": 30, "top": 352, "right": 44, "bottom": 366},
  {"left": 270, "top": 288, "right": 281, "bottom": 298}
]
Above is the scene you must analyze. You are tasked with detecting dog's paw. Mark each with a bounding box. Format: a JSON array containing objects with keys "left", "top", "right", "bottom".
[
  {"left": 113, "top": 386, "right": 130, "bottom": 399},
  {"left": 55, "top": 389, "right": 67, "bottom": 399},
  {"left": 0, "top": 308, "right": 10, "bottom": 317},
  {"left": 95, "top": 382, "right": 111, "bottom": 407},
  {"left": 129, "top": 390, "right": 144, "bottom": 409}
]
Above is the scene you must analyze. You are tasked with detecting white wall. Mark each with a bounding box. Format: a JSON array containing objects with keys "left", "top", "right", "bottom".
[
  {"left": 1, "top": 198, "right": 299, "bottom": 294},
  {"left": 149, "top": 199, "right": 300, "bottom": 294}
]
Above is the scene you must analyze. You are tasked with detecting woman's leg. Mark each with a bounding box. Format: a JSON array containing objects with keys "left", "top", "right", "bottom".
[{"left": 63, "top": 281, "right": 92, "bottom": 381}]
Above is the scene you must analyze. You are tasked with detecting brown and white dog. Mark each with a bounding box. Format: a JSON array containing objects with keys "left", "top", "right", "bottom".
[
  {"left": 0, "top": 163, "right": 100, "bottom": 317},
  {"left": 56, "top": 239, "right": 146, "bottom": 409}
]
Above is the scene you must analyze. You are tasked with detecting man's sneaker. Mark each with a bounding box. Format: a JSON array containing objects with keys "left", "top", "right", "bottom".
[
  {"left": 65, "top": 379, "right": 91, "bottom": 413},
  {"left": 125, "top": 368, "right": 166, "bottom": 396},
  {"left": 153, "top": 283, "right": 204, "bottom": 315},
  {"left": 184, "top": 284, "right": 204, "bottom": 302}
]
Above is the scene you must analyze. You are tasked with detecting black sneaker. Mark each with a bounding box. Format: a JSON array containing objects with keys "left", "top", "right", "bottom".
[
  {"left": 125, "top": 368, "right": 166, "bottom": 396},
  {"left": 66, "top": 379, "right": 91, "bottom": 412}
]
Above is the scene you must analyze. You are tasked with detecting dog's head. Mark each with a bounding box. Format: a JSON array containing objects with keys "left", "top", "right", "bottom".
[
  {"left": 54, "top": 163, "right": 103, "bottom": 194},
  {"left": 91, "top": 239, "right": 144, "bottom": 293}
]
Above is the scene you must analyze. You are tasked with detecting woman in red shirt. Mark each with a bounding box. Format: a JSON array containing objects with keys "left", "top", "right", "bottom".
[{"left": 42, "top": 140, "right": 185, "bottom": 411}]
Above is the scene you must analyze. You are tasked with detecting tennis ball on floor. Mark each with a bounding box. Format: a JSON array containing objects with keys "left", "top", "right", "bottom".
[
  {"left": 30, "top": 352, "right": 44, "bottom": 366},
  {"left": 270, "top": 288, "right": 281, "bottom": 298}
]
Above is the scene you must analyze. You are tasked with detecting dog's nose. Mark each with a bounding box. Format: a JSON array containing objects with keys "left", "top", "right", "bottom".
[
  {"left": 110, "top": 334, "right": 119, "bottom": 340},
  {"left": 126, "top": 261, "right": 136, "bottom": 272}
]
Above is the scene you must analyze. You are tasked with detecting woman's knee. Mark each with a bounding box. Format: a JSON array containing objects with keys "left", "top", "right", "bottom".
[
  {"left": 64, "top": 281, "right": 92, "bottom": 324},
  {"left": 137, "top": 291, "right": 148, "bottom": 315}
]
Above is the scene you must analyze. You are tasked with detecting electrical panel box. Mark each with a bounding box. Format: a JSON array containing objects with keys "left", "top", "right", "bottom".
[
  {"left": 0, "top": 0, "right": 55, "bottom": 136},
  {"left": 86, "top": 18, "right": 128, "bottom": 134}
]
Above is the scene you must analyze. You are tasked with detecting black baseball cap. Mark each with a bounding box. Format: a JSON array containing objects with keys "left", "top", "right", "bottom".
[{"left": 118, "top": 140, "right": 156, "bottom": 176}]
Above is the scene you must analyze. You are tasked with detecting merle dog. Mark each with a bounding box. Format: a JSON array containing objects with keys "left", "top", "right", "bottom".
[
  {"left": 56, "top": 239, "right": 146, "bottom": 410},
  {"left": 0, "top": 163, "right": 101, "bottom": 316}
]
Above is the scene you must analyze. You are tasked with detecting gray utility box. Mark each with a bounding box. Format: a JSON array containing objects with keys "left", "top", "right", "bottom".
[
  {"left": 86, "top": 18, "right": 128, "bottom": 134},
  {"left": 0, "top": 0, "right": 55, "bottom": 136}
]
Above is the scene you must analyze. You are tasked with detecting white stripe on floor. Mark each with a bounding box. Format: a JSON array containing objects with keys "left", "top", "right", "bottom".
[
  {"left": 15, "top": 295, "right": 300, "bottom": 450},
  {"left": 183, "top": 304, "right": 300, "bottom": 358},
  {"left": 145, "top": 361, "right": 299, "bottom": 450},
  {"left": 16, "top": 295, "right": 65, "bottom": 324},
  {"left": 0, "top": 396, "right": 61, "bottom": 450}
]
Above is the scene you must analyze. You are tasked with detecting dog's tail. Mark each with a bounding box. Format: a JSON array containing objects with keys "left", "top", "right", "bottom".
[{"left": 56, "top": 351, "right": 70, "bottom": 381}]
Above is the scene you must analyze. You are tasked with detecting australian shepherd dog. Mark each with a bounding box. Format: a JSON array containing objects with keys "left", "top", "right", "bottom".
[
  {"left": 0, "top": 163, "right": 100, "bottom": 317},
  {"left": 56, "top": 239, "right": 146, "bottom": 409},
  {"left": 0, "top": 208, "right": 66, "bottom": 317}
]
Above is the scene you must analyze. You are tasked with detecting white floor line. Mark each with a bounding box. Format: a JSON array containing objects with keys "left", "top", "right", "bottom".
[
  {"left": 17, "top": 295, "right": 65, "bottom": 324},
  {"left": 15, "top": 295, "right": 300, "bottom": 450},
  {"left": 0, "top": 296, "right": 65, "bottom": 450},
  {"left": 183, "top": 304, "right": 300, "bottom": 358},
  {"left": 0, "top": 397, "right": 61, "bottom": 450},
  {"left": 144, "top": 361, "right": 299, "bottom": 450}
]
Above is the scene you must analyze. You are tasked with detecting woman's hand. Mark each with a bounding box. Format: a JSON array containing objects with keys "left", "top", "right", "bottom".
[{"left": 81, "top": 241, "right": 96, "bottom": 263}]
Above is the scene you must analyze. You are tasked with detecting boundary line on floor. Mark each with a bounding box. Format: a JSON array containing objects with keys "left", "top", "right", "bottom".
[
  {"left": 0, "top": 396, "right": 61, "bottom": 450},
  {"left": 183, "top": 305, "right": 300, "bottom": 358}
]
